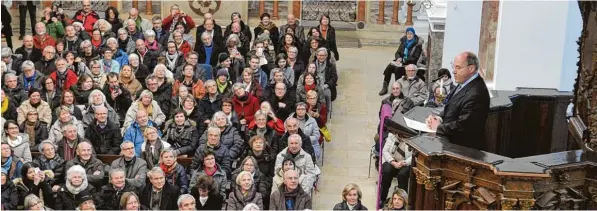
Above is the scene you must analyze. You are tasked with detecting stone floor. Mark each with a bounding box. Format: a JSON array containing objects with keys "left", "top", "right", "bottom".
[{"left": 311, "top": 46, "right": 396, "bottom": 210}]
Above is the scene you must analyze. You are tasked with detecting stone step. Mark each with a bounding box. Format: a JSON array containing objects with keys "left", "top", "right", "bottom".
[{"left": 336, "top": 35, "right": 361, "bottom": 48}]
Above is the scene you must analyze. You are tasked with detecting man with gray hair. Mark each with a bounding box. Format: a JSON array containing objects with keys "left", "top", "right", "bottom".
[
  {"left": 2, "top": 73, "right": 28, "bottom": 104},
  {"left": 1, "top": 48, "right": 23, "bottom": 75},
  {"left": 274, "top": 134, "right": 320, "bottom": 195},
  {"left": 78, "top": 40, "right": 100, "bottom": 68},
  {"left": 133, "top": 38, "right": 158, "bottom": 70},
  {"left": 395, "top": 64, "right": 428, "bottom": 111},
  {"left": 195, "top": 31, "right": 223, "bottom": 67},
  {"left": 276, "top": 117, "right": 316, "bottom": 163},
  {"left": 18, "top": 60, "right": 44, "bottom": 91},
  {"left": 128, "top": 8, "right": 152, "bottom": 31},
  {"left": 110, "top": 141, "right": 148, "bottom": 189},
  {"left": 34, "top": 46, "right": 57, "bottom": 75},
  {"left": 97, "top": 168, "right": 136, "bottom": 210},
  {"left": 15, "top": 35, "right": 42, "bottom": 63},
  {"left": 140, "top": 166, "right": 181, "bottom": 210},
  {"left": 190, "top": 126, "right": 232, "bottom": 174},
  {"left": 84, "top": 105, "right": 122, "bottom": 155},
  {"left": 279, "top": 14, "right": 306, "bottom": 43},
  {"left": 177, "top": 194, "right": 197, "bottom": 211},
  {"left": 48, "top": 57, "right": 78, "bottom": 91},
  {"left": 64, "top": 141, "right": 105, "bottom": 189}
]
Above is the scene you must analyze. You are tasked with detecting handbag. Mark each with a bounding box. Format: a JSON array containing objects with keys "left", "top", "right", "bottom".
[{"left": 320, "top": 126, "right": 332, "bottom": 142}]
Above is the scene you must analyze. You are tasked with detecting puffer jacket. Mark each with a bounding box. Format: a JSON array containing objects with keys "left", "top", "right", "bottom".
[
  {"left": 333, "top": 200, "right": 368, "bottom": 210},
  {"left": 288, "top": 113, "right": 321, "bottom": 162},
  {"left": 396, "top": 76, "right": 428, "bottom": 107},
  {"left": 274, "top": 148, "right": 320, "bottom": 195},
  {"left": 55, "top": 181, "right": 96, "bottom": 210},
  {"left": 47, "top": 118, "right": 85, "bottom": 144},
  {"left": 226, "top": 185, "right": 264, "bottom": 210},
  {"left": 240, "top": 148, "right": 276, "bottom": 179},
  {"left": 18, "top": 121, "right": 49, "bottom": 151},
  {"left": 163, "top": 120, "right": 200, "bottom": 157},
  {"left": 190, "top": 143, "right": 232, "bottom": 174},
  {"left": 4, "top": 135, "right": 33, "bottom": 163},
  {"left": 123, "top": 100, "right": 167, "bottom": 132},
  {"left": 16, "top": 99, "right": 52, "bottom": 125},
  {"left": 82, "top": 104, "right": 120, "bottom": 129},
  {"left": 97, "top": 183, "right": 136, "bottom": 210},
  {"left": 1, "top": 179, "right": 18, "bottom": 210},
  {"left": 122, "top": 120, "right": 163, "bottom": 157},
  {"left": 152, "top": 82, "right": 174, "bottom": 118},
  {"left": 110, "top": 156, "right": 148, "bottom": 189},
  {"left": 162, "top": 163, "right": 190, "bottom": 194},
  {"left": 113, "top": 48, "right": 130, "bottom": 66},
  {"left": 64, "top": 156, "right": 105, "bottom": 189},
  {"left": 189, "top": 163, "right": 228, "bottom": 199},
  {"left": 84, "top": 119, "right": 122, "bottom": 155},
  {"left": 246, "top": 126, "right": 279, "bottom": 149},
  {"left": 269, "top": 184, "right": 312, "bottom": 210},
  {"left": 32, "top": 154, "right": 65, "bottom": 186},
  {"left": 198, "top": 125, "right": 245, "bottom": 159}
]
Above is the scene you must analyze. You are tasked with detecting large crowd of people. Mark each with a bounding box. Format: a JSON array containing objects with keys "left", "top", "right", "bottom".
[{"left": 0, "top": 0, "right": 466, "bottom": 210}]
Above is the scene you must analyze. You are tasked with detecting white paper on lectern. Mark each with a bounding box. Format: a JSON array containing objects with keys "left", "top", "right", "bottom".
[{"left": 403, "top": 117, "right": 436, "bottom": 133}]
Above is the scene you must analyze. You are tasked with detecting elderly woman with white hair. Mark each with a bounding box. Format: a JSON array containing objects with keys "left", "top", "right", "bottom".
[
  {"left": 123, "top": 90, "right": 166, "bottom": 131},
  {"left": 116, "top": 28, "right": 136, "bottom": 54},
  {"left": 144, "top": 29, "right": 162, "bottom": 52},
  {"left": 81, "top": 90, "right": 120, "bottom": 128},
  {"left": 127, "top": 53, "right": 151, "bottom": 85},
  {"left": 55, "top": 165, "right": 97, "bottom": 210},
  {"left": 200, "top": 111, "right": 245, "bottom": 160},
  {"left": 226, "top": 170, "right": 264, "bottom": 210},
  {"left": 94, "top": 19, "right": 116, "bottom": 40},
  {"left": 106, "top": 37, "right": 130, "bottom": 67}
]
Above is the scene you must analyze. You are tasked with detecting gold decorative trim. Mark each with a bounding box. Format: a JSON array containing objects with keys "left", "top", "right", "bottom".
[
  {"left": 518, "top": 199, "right": 535, "bottom": 210},
  {"left": 500, "top": 197, "right": 518, "bottom": 210},
  {"left": 413, "top": 167, "right": 441, "bottom": 190}
]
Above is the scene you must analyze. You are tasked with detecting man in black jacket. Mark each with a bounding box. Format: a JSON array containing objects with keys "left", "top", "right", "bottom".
[
  {"left": 195, "top": 30, "right": 223, "bottom": 67},
  {"left": 14, "top": 35, "right": 42, "bottom": 63},
  {"left": 276, "top": 118, "right": 316, "bottom": 163},
  {"left": 84, "top": 106, "right": 122, "bottom": 155},
  {"left": 97, "top": 168, "right": 136, "bottom": 210},
  {"left": 1, "top": 48, "right": 23, "bottom": 75},
  {"left": 140, "top": 167, "right": 180, "bottom": 210},
  {"left": 34, "top": 46, "right": 57, "bottom": 75},
  {"left": 133, "top": 39, "right": 158, "bottom": 70},
  {"left": 427, "top": 52, "right": 490, "bottom": 151},
  {"left": 103, "top": 73, "right": 133, "bottom": 124},
  {"left": 196, "top": 13, "right": 224, "bottom": 46}
]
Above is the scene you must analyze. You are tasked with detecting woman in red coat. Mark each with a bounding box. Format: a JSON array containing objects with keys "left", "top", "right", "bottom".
[{"left": 232, "top": 82, "right": 260, "bottom": 129}]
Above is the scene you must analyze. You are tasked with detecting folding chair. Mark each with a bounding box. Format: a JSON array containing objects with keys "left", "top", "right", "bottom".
[{"left": 368, "top": 145, "right": 379, "bottom": 178}]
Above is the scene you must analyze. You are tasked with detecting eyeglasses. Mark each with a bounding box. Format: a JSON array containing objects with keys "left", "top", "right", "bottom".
[{"left": 27, "top": 113, "right": 38, "bottom": 116}]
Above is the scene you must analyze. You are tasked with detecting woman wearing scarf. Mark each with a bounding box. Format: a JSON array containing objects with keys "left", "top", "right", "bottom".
[
  {"left": 159, "top": 148, "right": 189, "bottom": 194},
  {"left": 254, "top": 13, "right": 280, "bottom": 53},
  {"left": 117, "top": 28, "right": 136, "bottom": 54},
  {"left": 3, "top": 120, "right": 33, "bottom": 163},
  {"left": 248, "top": 104, "right": 285, "bottom": 136},
  {"left": 141, "top": 126, "right": 171, "bottom": 169},
  {"left": 172, "top": 64, "right": 207, "bottom": 100},
  {"left": 32, "top": 140, "right": 64, "bottom": 191},
  {"left": 14, "top": 162, "right": 54, "bottom": 209},
  {"left": 40, "top": 76, "right": 62, "bottom": 111},
  {"left": 378, "top": 27, "right": 423, "bottom": 96},
  {"left": 1, "top": 90, "right": 18, "bottom": 122},
  {"left": 122, "top": 90, "right": 167, "bottom": 131},
  {"left": 119, "top": 65, "right": 143, "bottom": 99},
  {"left": 161, "top": 41, "right": 185, "bottom": 72},
  {"left": 105, "top": 7, "right": 123, "bottom": 35},
  {"left": 215, "top": 68, "right": 234, "bottom": 99},
  {"left": 16, "top": 88, "right": 52, "bottom": 126},
  {"left": 226, "top": 170, "right": 264, "bottom": 210},
  {"left": 239, "top": 136, "right": 276, "bottom": 181},
  {"left": 81, "top": 90, "right": 120, "bottom": 128},
  {"left": 296, "top": 72, "right": 325, "bottom": 104},
  {"left": 52, "top": 90, "right": 84, "bottom": 122},
  {"left": 317, "top": 15, "right": 339, "bottom": 61},
  {"left": 333, "top": 183, "right": 368, "bottom": 210},
  {"left": 88, "top": 60, "right": 107, "bottom": 88},
  {"left": 94, "top": 19, "right": 116, "bottom": 41},
  {"left": 55, "top": 165, "right": 96, "bottom": 210},
  {"left": 164, "top": 108, "right": 199, "bottom": 157},
  {"left": 70, "top": 74, "right": 100, "bottom": 107},
  {"left": 144, "top": 30, "right": 162, "bottom": 52},
  {"left": 90, "top": 29, "right": 104, "bottom": 49},
  {"left": 19, "top": 110, "right": 49, "bottom": 152},
  {"left": 240, "top": 68, "right": 264, "bottom": 100}
]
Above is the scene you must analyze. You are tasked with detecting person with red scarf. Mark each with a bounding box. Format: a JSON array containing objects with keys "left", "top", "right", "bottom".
[
  {"left": 232, "top": 83, "right": 260, "bottom": 132},
  {"left": 158, "top": 148, "right": 189, "bottom": 194}
]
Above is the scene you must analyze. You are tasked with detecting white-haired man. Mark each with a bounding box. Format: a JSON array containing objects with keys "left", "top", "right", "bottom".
[{"left": 274, "top": 134, "right": 320, "bottom": 195}]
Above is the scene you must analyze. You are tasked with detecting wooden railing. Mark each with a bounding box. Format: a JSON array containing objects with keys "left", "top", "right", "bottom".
[
  {"left": 374, "top": 0, "right": 415, "bottom": 25},
  {"left": 258, "top": 0, "right": 280, "bottom": 20}
]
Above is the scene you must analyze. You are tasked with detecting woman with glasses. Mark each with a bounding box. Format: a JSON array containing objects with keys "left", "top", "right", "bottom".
[
  {"left": 19, "top": 110, "right": 49, "bottom": 152},
  {"left": 32, "top": 140, "right": 65, "bottom": 192},
  {"left": 119, "top": 192, "right": 141, "bottom": 211},
  {"left": 16, "top": 88, "right": 52, "bottom": 126},
  {"left": 227, "top": 170, "right": 265, "bottom": 210},
  {"left": 4, "top": 120, "right": 33, "bottom": 163},
  {"left": 164, "top": 108, "right": 200, "bottom": 157}
]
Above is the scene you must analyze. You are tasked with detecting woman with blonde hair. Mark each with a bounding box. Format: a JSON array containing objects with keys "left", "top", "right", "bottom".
[
  {"left": 119, "top": 191, "right": 141, "bottom": 211},
  {"left": 333, "top": 183, "right": 368, "bottom": 210},
  {"left": 226, "top": 171, "right": 264, "bottom": 210},
  {"left": 23, "top": 194, "right": 53, "bottom": 211},
  {"left": 122, "top": 90, "right": 166, "bottom": 130},
  {"left": 141, "top": 126, "right": 171, "bottom": 169},
  {"left": 383, "top": 188, "right": 408, "bottom": 210},
  {"left": 118, "top": 65, "right": 143, "bottom": 100}
]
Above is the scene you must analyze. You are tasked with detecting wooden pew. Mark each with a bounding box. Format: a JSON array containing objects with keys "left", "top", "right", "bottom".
[{"left": 31, "top": 152, "right": 194, "bottom": 168}]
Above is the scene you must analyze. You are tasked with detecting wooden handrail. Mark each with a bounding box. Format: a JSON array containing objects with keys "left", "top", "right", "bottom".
[
  {"left": 392, "top": 0, "right": 400, "bottom": 25},
  {"left": 259, "top": 0, "right": 265, "bottom": 16},
  {"left": 145, "top": 0, "right": 152, "bottom": 15},
  {"left": 272, "top": 0, "right": 279, "bottom": 20},
  {"left": 377, "top": 0, "right": 386, "bottom": 24}
]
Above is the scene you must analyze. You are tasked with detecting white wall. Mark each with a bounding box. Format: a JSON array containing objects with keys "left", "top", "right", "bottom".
[
  {"left": 493, "top": 1, "right": 572, "bottom": 90},
  {"left": 559, "top": 1, "right": 582, "bottom": 92},
  {"left": 441, "top": 1, "right": 483, "bottom": 69}
]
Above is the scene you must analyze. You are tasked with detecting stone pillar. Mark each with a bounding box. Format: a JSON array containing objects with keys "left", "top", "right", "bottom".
[{"left": 427, "top": 21, "right": 445, "bottom": 81}]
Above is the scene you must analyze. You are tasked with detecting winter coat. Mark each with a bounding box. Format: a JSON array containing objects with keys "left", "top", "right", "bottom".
[
  {"left": 163, "top": 163, "right": 189, "bottom": 194},
  {"left": 191, "top": 188, "right": 224, "bottom": 210},
  {"left": 163, "top": 120, "right": 200, "bottom": 157},
  {"left": 189, "top": 164, "right": 228, "bottom": 199},
  {"left": 1, "top": 180, "right": 18, "bottom": 210},
  {"left": 14, "top": 46, "right": 42, "bottom": 63},
  {"left": 34, "top": 58, "right": 57, "bottom": 76},
  {"left": 113, "top": 48, "right": 130, "bottom": 67},
  {"left": 1, "top": 97, "right": 18, "bottom": 122},
  {"left": 49, "top": 69, "right": 78, "bottom": 91},
  {"left": 160, "top": 51, "right": 185, "bottom": 72},
  {"left": 268, "top": 91, "right": 296, "bottom": 121},
  {"left": 42, "top": 19, "right": 65, "bottom": 40},
  {"left": 17, "top": 99, "right": 52, "bottom": 126},
  {"left": 271, "top": 168, "right": 308, "bottom": 194},
  {"left": 232, "top": 93, "right": 260, "bottom": 124},
  {"left": 240, "top": 148, "right": 276, "bottom": 180},
  {"left": 196, "top": 41, "right": 224, "bottom": 67},
  {"left": 395, "top": 35, "right": 424, "bottom": 65},
  {"left": 152, "top": 82, "right": 174, "bottom": 118},
  {"left": 177, "top": 41, "right": 193, "bottom": 57},
  {"left": 62, "top": 37, "right": 83, "bottom": 54},
  {"left": 198, "top": 125, "right": 245, "bottom": 160},
  {"left": 98, "top": 59, "right": 121, "bottom": 73},
  {"left": 139, "top": 182, "right": 180, "bottom": 210},
  {"left": 32, "top": 154, "right": 65, "bottom": 186},
  {"left": 175, "top": 63, "right": 211, "bottom": 82},
  {"left": 18, "top": 121, "right": 48, "bottom": 152},
  {"left": 226, "top": 185, "right": 264, "bottom": 210},
  {"left": 275, "top": 148, "right": 320, "bottom": 195},
  {"left": 122, "top": 120, "right": 163, "bottom": 157},
  {"left": 319, "top": 24, "right": 340, "bottom": 61},
  {"left": 2, "top": 86, "right": 28, "bottom": 106},
  {"left": 72, "top": 10, "right": 100, "bottom": 33},
  {"left": 52, "top": 105, "right": 83, "bottom": 122},
  {"left": 275, "top": 130, "right": 316, "bottom": 163},
  {"left": 82, "top": 104, "right": 120, "bottom": 128},
  {"left": 102, "top": 84, "right": 133, "bottom": 121},
  {"left": 84, "top": 119, "right": 122, "bottom": 155},
  {"left": 333, "top": 200, "right": 369, "bottom": 210},
  {"left": 14, "top": 177, "right": 54, "bottom": 209},
  {"left": 70, "top": 86, "right": 98, "bottom": 106},
  {"left": 190, "top": 143, "right": 233, "bottom": 175},
  {"left": 123, "top": 100, "right": 166, "bottom": 132},
  {"left": 96, "top": 183, "right": 136, "bottom": 210},
  {"left": 2, "top": 156, "right": 24, "bottom": 180},
  {"left": 230, "top": 168, "right": 269, "bottom": 207},
  {"left": 4, "top": 135, "right": 33, "bottom": 163},
  {"left": 288, "top": 113, "right": 321, "bottom": 161},
  {"left": 396, "top": 76, "right": 428, "bottom": 107},
  {"left": 40, "top": 89, "right": 62, "bottom": 111},
  {"left": 17, "top": 70, "right": 45, "bottom": 91},
  {"left": 296, "top": 73, "right": 326, "bottom": 103},
  {"left": 64, "top": 156, "right": 105, "bottom": 189},
  {"left": 269, "top": 184, "right": 312, "bottom": 210},
  {"left": 55, "top": 180, "right": 96, "bottom": 210},
  {"left": 47, "top": 118, "right": 85, "bottom": 144},
  {"left": 120, "top": 78, "right": 144, "bottom": 99},
  {"left": 110, "top": 156, "right": 148, "bottom": 189},
  {"left": 33, "top": 34, "right": 57, "bottom": 51},
  {"left": 141, "top": 138, "right": 172, "bottom": 169},
  {"left": 246, "top": 126, "right": 280, "bottom": 150},
  {"left": 279, "top": 24, "right": 305, "bottom": 44},
  {"left": 197, "top": 94, "right": 223, "bottom": 130},
  {"left": 172, "top": 78, "right": 207, "bottom": 100}
]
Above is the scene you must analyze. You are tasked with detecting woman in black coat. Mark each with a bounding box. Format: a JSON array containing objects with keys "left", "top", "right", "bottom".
[
  {"left": 105, "top": 7, "right": 123, "bottom": 35},
  {"left": 14, "top": 162, "right": 54, "bottom": 209},
  {"left": 163, "top": 109, "right": 200, "bottom": 157},
  {"left": 240, "top": 136, "right": 276, "bottom": 181},
  {"left": 318, "top": 15, "right": 339, "bottom": 61},
  {"left": 32, "top": 140, "right": 65, "bottom": 188},
  {"left": 55, "top": 164, "right": 97, "bottom": 210},
  {"left": 333, "top": 183, "right": 368, "bottom": 210},
  {"left": 1, "top": 4, "right": 13, "bottom": 50},
  {"left": 253, "top": 13, "right": 280, "bottom": 54},
  {"left": 378, "top": 27, "right": 423, "bottom": 95},
  {"left": 18, "top": 110, "right": 49, "bottom": 152},
  {"left": 1, "top": 169, "right": 18, "bottom": 210},
  {"left": 191, "top": 174, "right": 224, "bottom": 210},
  {"left": 40, "top": 76, "right": 62, "bottom": 111}
]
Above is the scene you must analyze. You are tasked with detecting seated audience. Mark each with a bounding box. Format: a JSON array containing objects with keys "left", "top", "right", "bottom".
[
  {"left": 32, "top": 140, "right": 65, "bottom": 188},
  {"left": 189, "top": 150, "right": 228, "bottom": 199},
  {"left": 1, "top": 142, "right": 24, "bottom": 180},
  {"left": 119, "top": 191, "right": 141, "bottom": 211},
  {"left": 383, "top": 189, "right": 409, "bottom": 210},
  {"left": 395, "top": 64, "right": 427, "bottom": 109},
  {"left": 140, "top": 167, "right": 181, "bottom": 210},
  {"left": 380, "top": 133, "right": 412, "bottom": 205},
  {"left": 191, "top": 127, "right": 233, "bottom": 174},
  {"left": 1, "top": 167, "right": 19, "bottom": 210},
  {"left": 274, "top": 134, "right": 320, "bottom": 195},
  {"left": 48, "top": 106, "right": 85, "bottom": 144},
  {"left": 110, "top": 141, "right": 148, "bottom": 189},
  {"left": 226, "top": 170, "right": 264, "bottom": 210},
  {"left": 14, "top": 163, "right": 54, "bottom": 209},
  {"left": 269, "top": 169, "right": 311, "bottom": 210},
  {"left": 123, "top": 109, "right": 163, "bottom": 157}
]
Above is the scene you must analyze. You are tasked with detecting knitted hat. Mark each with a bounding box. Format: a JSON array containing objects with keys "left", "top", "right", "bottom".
[
  {"left": 216, "top": 68, "right": 229, "bottom": 78},
  {"left": 406, "top": 27, "right": 416, "bottom": 35},
  {"left": 28, "top": 87, "right": 41, "bottom": 97},
  {"left": 218, "top": 53, "right": 230, "bottom": 64}
]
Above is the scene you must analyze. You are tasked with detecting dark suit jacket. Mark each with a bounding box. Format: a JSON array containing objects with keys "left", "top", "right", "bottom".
[
  {"left": 139, "top": 183, "right": 180, "bottom": 210},
  {"left": 195, "top": 42, "right": 224, "bottom": 67},
  {"left": 437, "top": 76, "right": 490, "bottom": 151}
]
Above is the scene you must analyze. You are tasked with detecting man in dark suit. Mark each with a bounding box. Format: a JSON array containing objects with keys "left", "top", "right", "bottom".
[
  {"left": 426, "top": 52, "right": 490, "bottom": 151},
  {"left": 195, "top": 30, "right": 223, "bottom": 67},
  {"left": 196, "top": 13, "right": 224, "bottom": 46}
]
